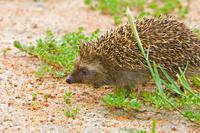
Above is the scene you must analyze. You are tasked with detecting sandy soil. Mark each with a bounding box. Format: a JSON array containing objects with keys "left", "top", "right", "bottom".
[{"left": 0, "top": 0, "right": 200, "bottom": 132}]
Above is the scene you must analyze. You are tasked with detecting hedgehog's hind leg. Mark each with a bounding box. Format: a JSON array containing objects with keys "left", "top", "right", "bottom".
[{"left": 124, "top": 82, "right": 148, "bottom": 96}]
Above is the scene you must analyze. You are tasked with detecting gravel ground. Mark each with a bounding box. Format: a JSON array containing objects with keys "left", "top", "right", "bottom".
[{"left": 0, "top": 0, "right": 200, "bottom": 132}]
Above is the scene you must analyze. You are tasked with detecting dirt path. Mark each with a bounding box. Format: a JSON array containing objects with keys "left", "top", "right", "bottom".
[{"left": 0, "top": 0, "right": 200, "bottom": 132}]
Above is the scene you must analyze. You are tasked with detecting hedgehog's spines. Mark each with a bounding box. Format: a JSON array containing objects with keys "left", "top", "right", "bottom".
[{"left": 80, "top": 17, "right": 200, "bottom": 77}]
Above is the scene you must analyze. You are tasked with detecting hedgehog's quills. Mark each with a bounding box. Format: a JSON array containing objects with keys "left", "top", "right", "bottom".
[{"left": 66, "top": 16, "right": 200, "bottom": 89}]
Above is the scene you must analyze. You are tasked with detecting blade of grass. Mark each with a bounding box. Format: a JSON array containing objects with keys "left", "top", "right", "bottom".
[
  {"left": 152, "top": 62, "right": 165, "bottom": 95},
  {"left": 177, "top": 68, "right": 200, "bottom": 99},
  {"left": 160, "top": 66, "right": 185, "bottom": 96},
  {"left": 151, "top": 120, "right": 156, "bottom": 133},
  {"left": 126, "top": 8, "right": 185, "bottom": 116},
  {"left": 161, "top": 79, "right": 186, "bottom": 97}
]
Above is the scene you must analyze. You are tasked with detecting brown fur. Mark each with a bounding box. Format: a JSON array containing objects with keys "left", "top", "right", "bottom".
[{"left": 66, "top": 16, "right": 200, "bottom": 88}]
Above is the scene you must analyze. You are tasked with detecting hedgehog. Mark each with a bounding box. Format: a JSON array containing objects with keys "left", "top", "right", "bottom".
[{"left": 66, "top": 16, "right": 200, "bottom": 89}]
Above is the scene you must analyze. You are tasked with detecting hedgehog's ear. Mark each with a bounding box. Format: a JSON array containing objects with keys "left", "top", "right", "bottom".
[
  {"left": 75, "top": 56, "right": 81, "bottom": 67},
  {"left": 75, "top": 56, "right": 80, "bottom": 63}
]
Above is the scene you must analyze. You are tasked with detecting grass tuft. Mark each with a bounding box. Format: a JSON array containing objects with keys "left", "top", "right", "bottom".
[
  {"left": 1, "top": 47, "right": 11, "bottom": 56},
  {"left": 102, "top": 88, "right": 142, "bottom": 110},
  {"left": 191, "top": 75, "right": 200, "bottom": 87},
  {"left": 84, "top": 0, "right": 191, "bottom": 25},
  {"left": 31, "top": 92, "right": 37, "bottom": 101},
  {"left": 63, "top": 92, "right": 73, "bottom": 104},
  {"left": 193, "top": 28, "right": 200, "bottom": 36},
  {"left": 63, "top": 107, "right": 80, "bottom": 118}
]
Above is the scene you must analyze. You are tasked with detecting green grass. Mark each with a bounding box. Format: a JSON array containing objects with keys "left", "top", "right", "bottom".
[
  {"left": 31, "top": 92, "right": 37, "bottom": 101},
  {"left": 126, "top": 8, "right": 200, "bottom": 122},
  {"left": 1, "top": 47, "right": 10, "bottom": 56},
  {"left": 84, "top": 0, "right": 191, "bottom": 25},
  {"left": 63, "top": 107, "right": 80, "bottom": 118},
  {"left": 43, "top": 94, "right": 49, "bottom": 102},
  {"left": 191, "top": 75, "right": 200, "bottom": 87},
  {"left": 194, "top": 28, "right": 200, "bottom": 37},
  {"left": 35, "top": 64, "right": 52, "bottom": 78},
  {"left": 102, "top": 88, "right": 142, "bottom": 110},
  {"left": 14, "top": 27, "right": 99, "bottom": 78},
  {"left": 31, "top": 101, "right": 41, "bottom": 110},
  {"left": 63, "top": 92, "right": 73, "bottom": 104},
  {"left": 62, "top": 91, "right": 80, "bottom": 117},
  {"left": 151, "top": 120, "right": 156, "bottom": 133}
]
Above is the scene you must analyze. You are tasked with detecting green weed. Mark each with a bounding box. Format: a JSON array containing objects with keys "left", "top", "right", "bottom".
[
  {"left": 62, "top": 91, "right": 79, "bottom": 117},
  {"left": 55, "top": 71, "right": 65, "bottom": 78},
  {"left": 63, "top": 107, "right": 80, "bottom": 118},
  {"left": 14, "top": 27, "right": 99, "bottom": 78},
  {"left": 35, "top": 64, "right": 52, "bottom": 78},
  {"left": 1, "top": 47, "right": 10, "bottom": 56},
  {"left": 84, "top": 0, "right": 92, "bottom": 5},
  {"left": 191, "top": 75, "right": 200, "bottom": 87},
  {"left": 31, "top": 92, "right": 37, "bottom": 101},
  {"left": 63, "top": 92, "right": 73, "bottom": 104},
  {"left": 194, "top": 28, "right": 200, "bottom": 36},
  {"left": 142, "top": 91, "right": 174, "bottom": 109},
  {"left": 31, "top": 101, "right": 41, "bottom": 110},
  {"left": 85, "top": 0, "right": 191, "bottom": 25},
  {"left": 151, "top": 120, "right": 156, "bottom": 133},
  {"left": 102, "top": 88, "right": 142, "bottom": 110},
  {"left": 44, "top": 94, "right": 49, "bottom": 102}
]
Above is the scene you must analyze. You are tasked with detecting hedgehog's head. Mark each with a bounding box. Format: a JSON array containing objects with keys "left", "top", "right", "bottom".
[{"left": 66, "top": 56, "right": 109, "bottom": 88}]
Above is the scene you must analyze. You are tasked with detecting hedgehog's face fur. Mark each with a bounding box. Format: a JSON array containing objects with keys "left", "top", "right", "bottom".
[{"left": 66, "top": 57, "right": 108, "bottom": 88}]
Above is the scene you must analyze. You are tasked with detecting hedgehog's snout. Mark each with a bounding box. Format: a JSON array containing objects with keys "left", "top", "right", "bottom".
[{"left": 66, "top": 76, "right": 74, "bottom": 84}]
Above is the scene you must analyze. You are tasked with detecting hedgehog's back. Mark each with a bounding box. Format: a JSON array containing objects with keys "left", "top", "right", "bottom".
[
  {"left": 81, "top": 17, "right": 200, "bottom": 78},
  {"left": 137, "top": 17, "right": 200, "bottom": 75}
]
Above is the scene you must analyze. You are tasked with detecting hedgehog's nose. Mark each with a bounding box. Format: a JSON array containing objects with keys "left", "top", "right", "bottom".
[{"left": 66, "top": 76, "right": 73, "bottom": 84}]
